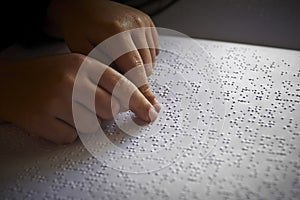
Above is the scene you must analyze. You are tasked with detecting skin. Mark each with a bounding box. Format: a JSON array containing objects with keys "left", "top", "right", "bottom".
[
  {"left": 0, "top": 0, "right": 160, "bottom": 144},
  {"left": 46, "top": 0, "right": 160, "bottom": 102}
]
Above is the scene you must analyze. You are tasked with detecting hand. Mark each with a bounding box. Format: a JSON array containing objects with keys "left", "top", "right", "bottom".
[
  {"left": 46, "top": 0, "right": 160, "bottom": 106},
  {"left": 0, "top": 54, "right": 158, "bottom": 144}
]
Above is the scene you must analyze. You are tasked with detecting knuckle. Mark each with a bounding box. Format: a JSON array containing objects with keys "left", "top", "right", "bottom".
[
  {"left": 107, "top": 13, "right": 151, "bottom": 34},
  {"left": 55, "top": 54, "right": 86, "bottom": 90},
  {"left": 110, "top": 20, "right": 124, "bottom": 32},
  {"left": 133, "top": 16, "right": 144, "bottom": 26},
  {"left": 133, "top": 58, "right": 144, "bottom": 67},
  {"left": 58, "top": 53, "right": 85, "bottom": 80},
  {"left": 125, "top": 53, "right": 143, "bottom": 67},
  {"left": 68, "top": 53, "right": 86, "bottom": 67}
]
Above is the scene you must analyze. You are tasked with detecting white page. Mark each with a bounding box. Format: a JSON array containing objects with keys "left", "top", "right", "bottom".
[{"left": 0, "top": 36, "right": 299, "bottom": 200}]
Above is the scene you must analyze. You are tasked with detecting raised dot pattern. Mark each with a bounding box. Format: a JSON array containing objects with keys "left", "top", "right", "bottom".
[{"left": 0, "top": 38, "right": 299, "bottom": 200}]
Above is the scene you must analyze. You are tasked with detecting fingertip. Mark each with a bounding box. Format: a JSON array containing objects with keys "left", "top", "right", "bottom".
[
  {"left": 148, "top": 107, "right": 158, "bottom": 122},
  {"left": 129, "top": 88, "right": 161, "bottom": 123},
  {"left": 138, "top": 84, "right": 162, "bottom": 114}
]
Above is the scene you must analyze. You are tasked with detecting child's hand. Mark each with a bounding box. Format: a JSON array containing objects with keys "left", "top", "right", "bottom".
[
  {"left": 0, "top": 54, "right": 158, "bottom": 144},
  {"left": 46, "top": 0, "right": 160, "bottom": 106}
]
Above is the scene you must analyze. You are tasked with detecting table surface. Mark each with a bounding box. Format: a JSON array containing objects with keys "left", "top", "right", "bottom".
[{"left": 0, "top": 37, "right": 299, "bottom": 200}]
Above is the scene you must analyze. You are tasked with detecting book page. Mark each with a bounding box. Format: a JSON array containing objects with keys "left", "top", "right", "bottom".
[{"left": 0, "top": 36, "right": 299, "bottom": 200}]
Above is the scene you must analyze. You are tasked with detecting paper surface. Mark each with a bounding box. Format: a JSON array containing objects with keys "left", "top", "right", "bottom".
[{"left": 0, "top": 37, "right": 299, "bottom": 199}]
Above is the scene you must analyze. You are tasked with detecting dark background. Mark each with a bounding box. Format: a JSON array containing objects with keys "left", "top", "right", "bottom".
[{"left": 144, "top": 0, "right": 300, "bottom": 50}]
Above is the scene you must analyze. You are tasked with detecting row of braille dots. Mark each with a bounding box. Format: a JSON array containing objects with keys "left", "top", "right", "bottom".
[
  {"left": 108, "top": 78, "right": 186, "bottom": 152},
  {"left": 99, "top": 45, "right": 199, "bottom": 155},
  {"left": 218, "top": 49, "right": 300, "bottom": 191}
]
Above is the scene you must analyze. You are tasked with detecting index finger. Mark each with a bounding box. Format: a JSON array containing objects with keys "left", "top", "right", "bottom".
[
  {"left": 89, "top": 29, "right": 160, "bottom": 110},
  {"left": 98, "top": 66, "right": 158, "bottom": 123}
]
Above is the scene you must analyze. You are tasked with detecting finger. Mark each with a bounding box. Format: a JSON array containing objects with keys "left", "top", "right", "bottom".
[
  {"left": 145, "top": 30, "right": 157, "bottom": 68},
  {"left": 40, "top": 117, "right": 77, "bottom": 144},
  {"left": 78, "top": 48, "right": 159, "bottom": 122},
  {"left": 131, "top": 31, "right": 153, "bottom": 76},
  {"left": 149, "top": 23, "right": 160, "bottom": 55},
  {"left": 114, "top": 51, "right": 158, "bottom": 105},
  {"left": 138, "top": 48, "right": 153, "bottom": 76},
  {"left": 72, "top": 102, "right": 100, "bottom": 134},
  {"left": 74, "top": 57, "right": 121, "bottom": 120},
  {"left": 99, "top": 67, "right": 158, "bottom": 123},
  {"left": 113, "top": 36, "right": 144, "bottom": 74},
  {"left": 94, "top": 83, "right": 120, "bottom": 120},
  {"left": 113, "top": 46, "right": 157, "bottom": 106},
  {"left": 72, "top": 72, "right": 120, "bottom": 119}
]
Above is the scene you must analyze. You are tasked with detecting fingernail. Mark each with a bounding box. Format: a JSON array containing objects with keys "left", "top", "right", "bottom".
[{"left": 148, "top": 107, "right": 158, "bottom": 122}]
